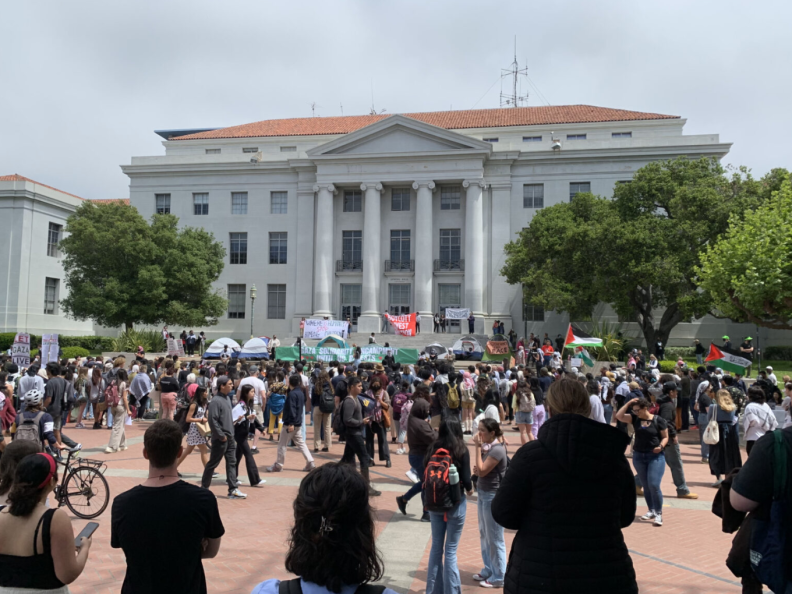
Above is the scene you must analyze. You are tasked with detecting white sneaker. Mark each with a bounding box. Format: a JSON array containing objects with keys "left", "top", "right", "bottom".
[
  {"left": 228, "top": 488, "right": 247, "bottom": 499},
  {"left": 253, "top": 479, "right": 267, "bottom": 487},
  {"left": 653, "top": 514, "right": 663, "bottom": 526},
  {"left": 640, "top": 511, "right": 656, "bottom": 521},
  {"left": 396, "top": 448, "right": 405, "bottom": 455},
  {"left": 406, "top": 469, "right": 420, "bottom": 484},
  {"left": 104, "top": 447, "right": 116, "bottom": 454}
]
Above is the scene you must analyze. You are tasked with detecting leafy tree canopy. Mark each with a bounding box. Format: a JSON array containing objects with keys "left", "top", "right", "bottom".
[
  {"left": 59, "top": 202, "right": 227, "bottom": 330},
  {"left": 698, "top": 174, "right": 792, "bottom": 330},
  {"left": 502, "top": 157, "right": 782, "bottom": 347}
]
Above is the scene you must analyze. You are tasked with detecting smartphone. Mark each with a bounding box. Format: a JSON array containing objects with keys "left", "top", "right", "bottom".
[{"left": 74, "top": 522, "right": 99, "bottom": 547}]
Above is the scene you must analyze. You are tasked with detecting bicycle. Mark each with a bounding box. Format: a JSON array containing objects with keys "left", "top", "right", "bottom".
[{"left": 53, "top": 446, "right": 110, "bottom": 519}]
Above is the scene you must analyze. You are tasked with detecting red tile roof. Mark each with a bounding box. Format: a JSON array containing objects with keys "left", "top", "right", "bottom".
[
  {"left": 0, "top": 174, "right": 85, "bottom": 200},
  {"left": 173, "top": 105, "right": 679, "bottom": 141},
  {"left": 91, "top": 199, "right": 130, "bottom": 205}
]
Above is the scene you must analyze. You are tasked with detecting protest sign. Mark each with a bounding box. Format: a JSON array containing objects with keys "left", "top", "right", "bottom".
[
  {"left": 166, "top": 337, "right": 185, "bottom": 357},
  {"left": 385, "top": 313, "right": 416, "bottom": 337},
  {"left": 485, "top": 340, "right": 510, "bottom": 356},
  {"left": 11, "top": 332, "right": 31, "bottom": 367},
  {"left": 303, "top": 319, "right": 350, "bottom": 340},
  {"left": 41, "top": 334, "right": 59, "bottom": 366},
  {"left": 445, "top": 308, "right": 471, "bottom": 320}
]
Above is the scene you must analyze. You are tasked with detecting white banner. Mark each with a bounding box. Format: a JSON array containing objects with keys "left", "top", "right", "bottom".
[
  {"left": 41, "top": 334, "right": 59, "bottom": 366},
  {"left": 445, "top": 308, "right": 471, "bottom": 320},
  {"left": 166, "top": 337, "right": 185, "bottom": 357},
  {"left": 12, "top": 332, "right": 31, "bottom": 368},
  {"left": 303, "top": 319, "right": 350, "bottom": 340}
]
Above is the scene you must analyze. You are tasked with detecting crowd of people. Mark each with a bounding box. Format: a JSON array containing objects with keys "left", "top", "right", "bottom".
[{"left": 0, "top": 333, "right": 791, "bottom": 594}]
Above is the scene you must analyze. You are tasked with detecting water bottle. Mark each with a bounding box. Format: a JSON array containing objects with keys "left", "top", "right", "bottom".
[{"left": 449, "top": 464, "right": 461, "bottom": 504}]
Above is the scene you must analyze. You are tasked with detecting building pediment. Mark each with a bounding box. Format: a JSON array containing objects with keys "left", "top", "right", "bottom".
[{"left": 306, "top": 114, "right": 493, "bottom": 158}]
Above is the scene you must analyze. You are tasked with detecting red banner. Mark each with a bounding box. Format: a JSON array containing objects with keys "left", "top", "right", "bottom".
[{"left": 386, "top": 313, "right": 416, "bottom": 337}]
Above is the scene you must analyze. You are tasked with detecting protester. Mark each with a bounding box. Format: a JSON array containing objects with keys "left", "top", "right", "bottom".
[
  {"left": 396, "top": 391, "right": 434, "bottom": 520},
  {"left": 513, "top": 379, "right": 535, "bottom": 444},
  {"left": 44, "top": 362, "right": 79, "bottom": 450},
  {"left": 312, "top": 371, "right": 334, "bottom": 453},
  {"left": 158, "top": 363, "right": 180, "bottom": 421},
  {"left": 366, "top": 381, "right": 392, "bottom": 468},
  {"left": 267, "top": 373, "right": 288, "bottom": 441},
  {"left": 472, "top": 418, "right": 508, "bottom": 588},
  {"left": 267, "top": 375, "right": 315, "bottom": 473},
  {"left": 89, "top": 368, "right": 107, "bottom": 430},
  {"left": 105, "top": 369, "right": 132, "bottom": 454},
  {"left": 707, "top": 389, "right": 743, "bottom": 487},
  {"left": 234, "top": 385, "right": 266, "bottom": 487},
  {"left": 0, "top": 440, "right": 41, "bottom": 506},
  {"left": 112, "top": 420, "right": 224, "bottom": 594},
  {"left": 492, "top": 378, "right": 637, "bottom": 594},
  {"left": 0, "top": 452, "right": 93, "bottom": 590},
  {"left": 73, "top": 367, "right": 90, "bottom": 428},
  {"left": 128, "top": 365, "right": 153, "bottom": 421},
  {"left": 13, "top": 389, "right": 64, "bottom": 455},
  {"left": 341, "top": 376, "right": 380, "bottom": 497},
  {"left": 201, "top": 376, "right": 246, "bottom": 499},
  {"left": 176, "top": 386, "right": 211, "bottom": 471},
  {"left": 743, "top": 386, "right": 778, "bottom": 455},
  {"left": 249, "top": 462, "right": 397, "bottom": 594},
  {"left": 652, "top": 381, "right": 698, "bottom": 499},
  {"left": 18, "top": 365, "right": 44, "bottom": 409}
]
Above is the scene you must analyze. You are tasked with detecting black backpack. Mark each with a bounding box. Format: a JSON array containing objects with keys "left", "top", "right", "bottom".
[{"left": 319, "top": 383, "right": 335, "bottom": 414}]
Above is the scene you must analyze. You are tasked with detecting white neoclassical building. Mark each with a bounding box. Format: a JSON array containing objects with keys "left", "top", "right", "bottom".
[{"left": 122, "top": 104, "right": 747, "bottom": 342}]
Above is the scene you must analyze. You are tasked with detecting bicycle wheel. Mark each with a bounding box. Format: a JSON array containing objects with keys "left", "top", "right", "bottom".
[{"left": 63, "top": 466, "right": 110, "bottom": 519}]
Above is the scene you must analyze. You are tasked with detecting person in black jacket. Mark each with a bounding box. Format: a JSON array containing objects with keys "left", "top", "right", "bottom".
[
  {"left": 396, "top": 392, "right": 435, "bottom": 521},
  {"left": 491, "top": 378, "right": 638, "bottom": 594},
  {"left": 340, "top": 375, "right": 380, "bottom": 496}
]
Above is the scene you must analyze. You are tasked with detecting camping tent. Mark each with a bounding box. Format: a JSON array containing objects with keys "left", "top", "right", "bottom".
[
  {"left": 452, "top": 335, "right": 485, "bottom": 361},
  {"left": 482, "top": 334, "right": 513, "bottom": 362},
  {"left": 203, "top": 337, "right": 242, "bottom": 359},
  {"left": 317, "top": 334, "right": 350, "bottom": 349},
  {"left": 239, "top": 337, "right": 270, "bottom": 359},
  {"left": 424, "top": 343, "right": 450, "bottom": 360}
]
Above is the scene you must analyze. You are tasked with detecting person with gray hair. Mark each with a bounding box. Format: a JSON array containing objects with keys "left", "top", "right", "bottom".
[{"left": 201, "top": 375, "right": 246, "bottom": 499}]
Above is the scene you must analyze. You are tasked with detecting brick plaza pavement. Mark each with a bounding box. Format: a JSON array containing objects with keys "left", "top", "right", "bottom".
[{"left": 59, "top": 420, "right": 742, "bottom": 594}]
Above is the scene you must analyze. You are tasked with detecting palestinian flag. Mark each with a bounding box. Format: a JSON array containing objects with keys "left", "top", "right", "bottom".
[
  {"left": 575, "top": 347, "right": 595, "bottom": 367},
  {"left": 705, "top": 343, "right": 750, "bottom": 374},
  {"left": 563, "top": 324, "right": 603, "bottom": 349}
]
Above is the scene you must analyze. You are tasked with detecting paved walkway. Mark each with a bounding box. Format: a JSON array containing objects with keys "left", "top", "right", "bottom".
[{"left": 60, "top": 421, "right": 741, "bottom": 594}]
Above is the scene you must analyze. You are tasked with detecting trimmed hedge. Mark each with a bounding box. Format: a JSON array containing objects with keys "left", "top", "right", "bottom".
[
  {"left": 763, "top": 346, "right": 792, "bottom": 360},
  {"left": 659, "top": 360, "right": 679, "bottom": 373},
  {"left": 664, "top": 347, "right": 695, "bottom": 360},
  {"left": 62, "top": 346, "right": 90, "bottom": 359},
  {"left": 0, "top": 333, "right": 114, "bottom": 352}
]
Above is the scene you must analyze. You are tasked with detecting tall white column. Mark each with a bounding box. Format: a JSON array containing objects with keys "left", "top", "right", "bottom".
[
  {"left": 413, "top": 180, "right": 435, "bottom": 331},
  {"left": 312, "top": 183, "right": 336, "bottom": 317},
  {"left": 464, "top": 179, "right": 486, "bottom": 331},
  {"left": 357, "top": 182, "right": 383, "bottom": 333}
]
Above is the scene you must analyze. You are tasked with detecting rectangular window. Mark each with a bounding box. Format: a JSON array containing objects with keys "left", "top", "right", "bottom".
[
  {"left": 231, "top": 192, "right": 248, "bottom": 215},
  {"left": 440, "top": 186, "right": 461, "bottom": 211},
  {"left": 390, "top": 230, "right": 410, "bottom": 263},
  {"left": 267, "top": 284, "right": 286, "bottom": 319},
  {"left": 341, "top": 284, "right": 362, "bottom": 326},
  {"left": 388, "top": 284, "right": 411, "bottom": 316},
  {"left": 612, "top": 132, "right": 632, "bottom": 138},
  {"left": 280, "top": 146, "right": 297, "bottom": 152},
  {"left": 391, "top": 188, "right": 410, "bottom": 212},
  {"left": 242, "top": 147, "right": 259, "bottom": 153},
  {"left": 47, "top": 222, "right": 62, "bottom": 257},
  {"left": 230, "top": 232, "right": 248, "bottom": 264},
  {"left": 193, "top": 193, "right": 208, "bottom": 215},
  {"left": 523, "top": 184, "right": 544, "bottom": 209},
  {"left": 483, "top": 137, "right": 499, "bottom": 143},
  {"left": 269, "top": 232, "right": 287, "bottom": 264},
  {"left": 523, "top": 136, "right": 542, "bottom": 142},
  {"left": 439, "top": 229, "right": 461, "bottom": 268},
  {"left": 343, "top": 190, "right": 362, "bottom": 212},
  {"left": 205, "top": 148, "right": 221, "bottom": 154},
  {"left": 523, "top": 304, "right": 545, "bottom": 322},
  {"left": 155, "top": 194, "right": 171, "bottom": 215},
  {"left": 270, "top": 191, "right": 288, "bottom": 214},
  {"left": 342, "top": 231, "right": 362, "bottom": 270},
  {"left": 44, "top": 278, "right": 58, "bottom": 315},
  {"left": 438, "top": 283, "right": 461, "bottom": 307},
  {"left": 569, "top": 182, "right": 591, "bottom": 202},
  {"left": 566, "top": 134, "right": 586, "bottom": 140},
  {"left": 227, "top": 284, "right": 246, "bottom": 319}
]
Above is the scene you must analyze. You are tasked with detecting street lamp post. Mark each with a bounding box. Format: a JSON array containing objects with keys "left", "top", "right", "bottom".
[{"left": 250, "top": 284, "right": 257, "bottom": 339}]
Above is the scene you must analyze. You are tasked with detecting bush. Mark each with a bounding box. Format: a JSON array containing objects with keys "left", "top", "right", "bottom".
[
  {"left": 0, "top": 333, "right": 114, "bottom": 352},
  {"left": 665, "top": 347, "right": 695, "bottom": 360},
  {"left": 112, "top": 329, "right": 166, "bottom": 353},
  {"left": 659, "top": 360, "right": 678, "bottom": 373},
  {"left": 763, "top": 346, "right": 792, "bottom": 360},
  {"left": 61, "top": 346, "right": 90, "bottom": 359}
]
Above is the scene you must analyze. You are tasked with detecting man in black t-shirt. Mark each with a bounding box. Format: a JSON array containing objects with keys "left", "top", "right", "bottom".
[
  {"left": 739, "top": 337, "right": 754, "bottom": 377},
  {"left": 112, "top": 420, "right": 224, "bottom": 594}
]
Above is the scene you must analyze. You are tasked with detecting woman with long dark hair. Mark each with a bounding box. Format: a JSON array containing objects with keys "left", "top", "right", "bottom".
[
  {"left": 176, "top": 386, "right": 211, "bottom": 470},
  {"left": 250, "top": 462, "right": 397, "bottom": 594},
  {"left": 234, "top": 385, "right": 267, "bottom": 488},
  {"left": 89, "top": 367, "right": 106, "bottom": 430},
  {"left": 424, "top": 418, "right": 473, "bottom": 594}
]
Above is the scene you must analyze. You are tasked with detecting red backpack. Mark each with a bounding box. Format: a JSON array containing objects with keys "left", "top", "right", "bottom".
[
  {"left": 104, "top": 381, "right": 120, "bottom": 408},
  {"left": 424, "top": 448, "right": 455, "bottom": 512}
]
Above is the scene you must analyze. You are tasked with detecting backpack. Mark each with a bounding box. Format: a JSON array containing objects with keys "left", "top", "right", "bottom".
[
  {"left": 332, "top": 398, "right": 350, "bottom": 437},
  {"left": 392, "top": 392, "right": 409, "bottom": 416},
  {"left": 173, "top": 387, "right": 192, "bottom": 430},
  {"left": 446, "top": 383, "right": 460, "bottom": 410},
  {"left": 424, "top": 448, "right": 456, "bottom": 512},
  {"left": 15, "top": 411, "right": 45, "bottom": 443},
  {"left": 517, "top": 388, "right": 535, "bottom": 413},
  {"left": 319, "top": 383, "right": 335, "bottom": 414},
  {"left": 104, "top": 381, "right": 120, "bottom": 408}
]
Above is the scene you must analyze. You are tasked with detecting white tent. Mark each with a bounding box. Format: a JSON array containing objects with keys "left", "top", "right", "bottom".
[
  {"left": 424, "top": 343, "right": 450, "bottom": 360},
  {"left": 452, "top": 335, "right": 485, "bottom": 361},
  {"left": 204, "top": 337, "right": 242, "bottom": 359},
  {"left": 239, "top": 337, "right": 270, "bottom": 359}
]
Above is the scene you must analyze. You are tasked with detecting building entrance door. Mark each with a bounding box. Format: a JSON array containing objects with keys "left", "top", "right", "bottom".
[
  {"left": 340, "top": 284, "right": 362, "bottom": 332},
  {"left": 438, "top": 283, "right": 462, "bottom": 334},
  {"left": 388, "top": 284, "right": 411, "bottom": 333}
]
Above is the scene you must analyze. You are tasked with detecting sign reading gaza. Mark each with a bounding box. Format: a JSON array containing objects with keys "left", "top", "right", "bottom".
[
  {"left": 303, "top": 319, "right": 350, "bottom": 340},
  {"left": 12, "top": 332, "right": 31, "bottom": 368}
]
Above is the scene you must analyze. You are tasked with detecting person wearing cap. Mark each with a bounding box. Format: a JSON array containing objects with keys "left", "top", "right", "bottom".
[
  {"left": 201, "top": 375, "right": 246, "bottom": 499},
  {"left": 738, "top": 337, "right": 754, "bottom": 377},
  {"left": 721, "top": 335, "right": 732, "bottom": 350},
  {"left": 766, "top": 366, "right": 778, "bottom": 387},
  {"left": 0, "top": 452, "right": 93, "bottom": 589}
]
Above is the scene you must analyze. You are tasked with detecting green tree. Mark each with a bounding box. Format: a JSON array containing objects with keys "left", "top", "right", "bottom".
[
  {"left": 698, "top": 175, "right": 792, "bottom": 330},
  {"left": 502, "top": 158, "right": 775, "bottom": 348},
  {"left": 59, "top": 202, "right": 227, "bottom": 330}
]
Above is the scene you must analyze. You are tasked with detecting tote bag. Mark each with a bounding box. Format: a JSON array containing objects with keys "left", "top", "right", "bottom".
[{"left": 703, "top": 403, "right": 720, "bottom": 445}]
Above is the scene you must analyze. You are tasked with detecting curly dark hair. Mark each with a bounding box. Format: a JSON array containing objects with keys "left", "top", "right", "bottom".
[
  {"left": 285, "top": 462, "right": 383, "bottom": 592},
  {"left": 8, "top": 453, "right": 57, "bottom": 517},
  {"left": 0, "top": 440, "right": 41, "bottom": 498}
]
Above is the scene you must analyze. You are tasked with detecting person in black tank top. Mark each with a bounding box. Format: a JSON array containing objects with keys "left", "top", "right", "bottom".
[{"left": 0, "top": 452, "right": 92, "bottom": 591}]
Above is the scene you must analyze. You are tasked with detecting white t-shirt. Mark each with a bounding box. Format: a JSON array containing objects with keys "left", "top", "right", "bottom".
[
  {"left": 782, "top": 396, "right": 792, "bottom": 429},
  {"left": 589, "top": 394, "right": 606, "bottom": 423},
  {"left": 743, "top": 402, "right": 779, "bottom": 442},
  {"left": 484, "top": 404, "right": 500, "bottom": 421},
  {"left": 239, "top": 376, "right": 266, "bottom": 407}
]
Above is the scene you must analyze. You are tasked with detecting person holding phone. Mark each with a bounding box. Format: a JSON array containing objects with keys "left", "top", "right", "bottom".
[
  {"left": 0, "top": 452, "right": 92, "bottom": 590},
  {"left": 267, "top": 375, "right": 315, "bottom": 473}
]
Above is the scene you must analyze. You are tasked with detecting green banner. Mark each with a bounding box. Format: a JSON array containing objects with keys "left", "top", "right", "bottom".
[{"left": 271, "top": 345, "right": 419, "bottom": 365}]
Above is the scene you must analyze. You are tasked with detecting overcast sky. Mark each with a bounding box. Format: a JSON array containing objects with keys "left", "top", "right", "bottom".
[{"left": 2, "top": 0, "right": 790, "bottom": 199}]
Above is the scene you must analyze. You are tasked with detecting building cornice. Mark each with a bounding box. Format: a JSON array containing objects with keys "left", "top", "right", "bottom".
[{"left": 514, "top": 142, "right": 732, "bottom": 165}]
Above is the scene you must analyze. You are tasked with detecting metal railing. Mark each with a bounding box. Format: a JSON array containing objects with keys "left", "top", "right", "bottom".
[
  {"left": 434, "top": 259, "right": 464, "bottom": 272},
  {"left": 336, "top": 259, "right": 362, "bottom": 272},
  {"left": 385, "top": 259, "right": 414, "bottom": 272}
]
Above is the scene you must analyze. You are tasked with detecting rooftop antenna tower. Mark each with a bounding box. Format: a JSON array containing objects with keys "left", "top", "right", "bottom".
[
  {"left": 310, "top": 102, "right": 321, "bottom": 117},
  {"left": 500, "top": 37, "right": 529, "bottom": 108}
]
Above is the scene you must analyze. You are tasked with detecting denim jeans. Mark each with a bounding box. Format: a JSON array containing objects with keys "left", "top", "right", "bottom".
[
  {"left": 404, "top": 453, "right": 425, "bottom": 503},
  {"left": 698, "top": 412, "right": 709, "bottom": 459},
  {"left": 696, "top": 353, "right": 703, "bottom": 365},
  {"left": 636, "top": 442, "right": 690, "bottom": 495},
  {"left": 632, "top": 450, "right": 665, "bottom": 513},
  {"left": 603, "top": 404, "right": 613, "bottom": 425},
  {"left": 477, "top": 489, "right": 507, "bottom": 586},
  {"left": 426, "top": 498, "right": 467, "bottom": 594}
]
